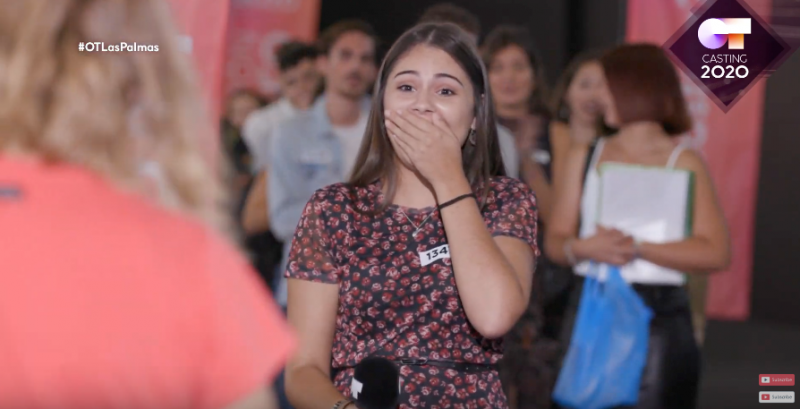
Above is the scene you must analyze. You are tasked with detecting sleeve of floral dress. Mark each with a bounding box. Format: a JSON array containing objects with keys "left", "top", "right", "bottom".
[
  {"left": 484, "top": 178, "right": 540, "bottom": 258},
  {"left": 284, "top": 189, "right": 341, "bottom": 284}
]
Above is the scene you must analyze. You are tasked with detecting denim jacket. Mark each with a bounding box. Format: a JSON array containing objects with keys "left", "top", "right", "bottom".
[{"left": 268, "top": 95, "right": 372, "bottom": 305}]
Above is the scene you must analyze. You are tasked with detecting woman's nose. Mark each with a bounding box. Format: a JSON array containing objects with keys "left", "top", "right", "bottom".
[{"left": 411, "top": 92, "right": 434, "bottom": 115}]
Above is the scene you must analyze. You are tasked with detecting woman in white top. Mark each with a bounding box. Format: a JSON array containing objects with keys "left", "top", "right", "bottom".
[{"left": 546, "top": 44, "right": 730, "bottom": 409}]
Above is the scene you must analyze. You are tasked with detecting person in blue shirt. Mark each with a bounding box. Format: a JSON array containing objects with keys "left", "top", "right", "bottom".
[{"left": 268, "top": 19, "right": 379, "bottom": 308}]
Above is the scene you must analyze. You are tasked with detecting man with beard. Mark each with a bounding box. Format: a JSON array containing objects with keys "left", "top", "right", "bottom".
[{"left": 266, "top": 21, "right": 377, "bottom": 409}]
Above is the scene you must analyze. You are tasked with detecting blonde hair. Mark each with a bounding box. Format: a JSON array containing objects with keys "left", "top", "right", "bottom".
[{"left": 0, "top": 0, "right": 232, "bottom": 234}]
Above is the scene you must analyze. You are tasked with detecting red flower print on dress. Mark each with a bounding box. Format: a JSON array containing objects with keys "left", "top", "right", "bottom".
[
  {"left": 441, "top": 312, "right": 453, "bottom": 324},
  {"left": 285, "top": 178, "right": 538, "bottom": 408},
  {"left": 445, "top": 384, "right": 457, "bottom": 396}
]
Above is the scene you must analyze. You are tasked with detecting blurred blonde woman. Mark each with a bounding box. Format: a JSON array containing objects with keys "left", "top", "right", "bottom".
[{"left": 0, "top": 1, "right": 294, "bottom": 408}]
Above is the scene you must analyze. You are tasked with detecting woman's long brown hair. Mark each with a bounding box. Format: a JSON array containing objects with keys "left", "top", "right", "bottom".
[
  {"left": 0, "top": 0, "right": 231, "bottom": 234},
  {"left": 348, "top": 23, "right": 505, "bottom": 214}
]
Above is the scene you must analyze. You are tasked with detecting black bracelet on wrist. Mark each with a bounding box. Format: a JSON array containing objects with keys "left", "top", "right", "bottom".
[{"left": 438, "top": 193, "right": 476, "bottom": 211}]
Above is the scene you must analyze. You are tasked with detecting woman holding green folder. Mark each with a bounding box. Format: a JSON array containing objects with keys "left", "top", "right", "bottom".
[{"left": 546, "top": 44, "right": 731, "bottom": 409}]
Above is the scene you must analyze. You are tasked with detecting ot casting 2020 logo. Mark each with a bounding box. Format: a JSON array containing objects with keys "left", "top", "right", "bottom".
[
  {"left": 697, "top": 18, "right": 751, "bottom": 81},
  {"left": 664, "top": 0, "right": 793, "bottom": 112}
]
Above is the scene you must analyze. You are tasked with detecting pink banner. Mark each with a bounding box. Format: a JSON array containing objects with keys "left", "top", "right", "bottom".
[
  {"left": 167, "top": 0, "right": 231, "bottom": 146},
  {"left": 626, "top": 0, "right": 771, "bottom": 320},
  {"left": 224, "top": 0, "right": 321, "bottom": 100}
]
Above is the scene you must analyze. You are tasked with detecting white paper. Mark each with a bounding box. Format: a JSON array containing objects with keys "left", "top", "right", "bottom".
[{"left": 597, "top": 164, "right": 692, "bottom": 285}]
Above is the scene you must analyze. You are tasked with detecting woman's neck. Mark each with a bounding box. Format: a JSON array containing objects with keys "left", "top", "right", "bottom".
[
  {"left": 325, "top": 91, "right": 363, "bottom": 127},
  {"left": 614, "top": 122, "right": 669, "bottom": 148},
  {"left": 389, "top": 165, "right": 438, "bottom": 209},
  {"left": 0, "top": 144, "right": 41, "bottom": 164},
  {"left": 610, "top": 121, "right": 671, "bottom": 154}
]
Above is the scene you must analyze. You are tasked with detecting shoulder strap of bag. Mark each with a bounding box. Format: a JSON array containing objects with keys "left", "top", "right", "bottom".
[{"left": 577, "top": 140, "right": 597, "bottom": 231}]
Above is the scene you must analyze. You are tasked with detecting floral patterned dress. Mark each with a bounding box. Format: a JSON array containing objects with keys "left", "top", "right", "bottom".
[{"left": 285, "top": 177, "right": 539, "bottom": 409}]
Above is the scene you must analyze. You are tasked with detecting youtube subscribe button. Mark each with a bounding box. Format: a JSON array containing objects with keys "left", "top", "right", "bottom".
[
  {"left": 760, "top": 391, "right": 795, "bottom": 403},
  {"left": 759, "top": 374, "right": 795, "bottom": 386}
]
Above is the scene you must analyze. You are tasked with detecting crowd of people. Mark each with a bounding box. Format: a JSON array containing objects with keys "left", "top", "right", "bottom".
[
  {"left": 222, "top": 3, "right": 731, "bottom": 409},
  {"left": 1, "top": 1, "right": 730, "bottom": 409}
]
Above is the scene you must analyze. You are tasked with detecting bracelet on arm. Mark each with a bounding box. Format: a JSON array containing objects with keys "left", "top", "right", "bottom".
[
  {"left": 563, "top": 238, "right": 578, "bottom": 266},
  {"left": 332, "top": 399, "right": 354, "bottom": 409},
  {"left": 438, "top": 193, "right": 477, "bottom": 211}
]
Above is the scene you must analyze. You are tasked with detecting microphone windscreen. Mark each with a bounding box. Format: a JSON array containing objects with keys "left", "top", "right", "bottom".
[{"left": 350, "top": 357, "right": 400, "bottom": 409}]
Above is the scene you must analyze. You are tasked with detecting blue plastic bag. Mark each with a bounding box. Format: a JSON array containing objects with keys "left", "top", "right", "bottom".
[{"left": 552, "top": 263, "right": 654, "bottom": 409}]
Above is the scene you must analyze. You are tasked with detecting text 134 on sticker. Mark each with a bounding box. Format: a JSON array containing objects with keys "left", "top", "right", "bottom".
[{"left": 420, "top": 244, "right": 450, "bottom": 267}]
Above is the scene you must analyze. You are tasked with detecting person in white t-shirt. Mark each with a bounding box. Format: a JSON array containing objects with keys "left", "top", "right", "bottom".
[
  {"left": 330, "top": 113, "right": 370, "bottom": 178},
  {"left": 547, "top": 44, "right": 730, "bottom": 409},
  {"left": 240, "top": 42, "right": 321, "bottom": 235}
]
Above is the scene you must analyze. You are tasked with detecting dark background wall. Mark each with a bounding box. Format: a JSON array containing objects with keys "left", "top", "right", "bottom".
[
  {"left": 750, "top": 1, "right": 800, "bottom": 325},
  {"left": 319, "top": 0, "right": 571, "bottom": 88},
  {"left": 318, "top": 0, "right": 800, "bottom": 325}
]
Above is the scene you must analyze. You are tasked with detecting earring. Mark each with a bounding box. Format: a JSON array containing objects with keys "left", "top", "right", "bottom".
[{"left": 469, "top": 128, "right": 476, "bottom": 145}]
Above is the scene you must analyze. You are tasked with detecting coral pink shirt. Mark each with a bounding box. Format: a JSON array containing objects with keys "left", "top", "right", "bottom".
[{"left": 0, "top": 155, "right": 294, "bottom": 409}]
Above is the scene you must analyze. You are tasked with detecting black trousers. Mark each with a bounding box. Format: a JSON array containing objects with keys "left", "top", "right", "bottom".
[{"left": 555, "top": 277, "right": 701, "bottom": 409}]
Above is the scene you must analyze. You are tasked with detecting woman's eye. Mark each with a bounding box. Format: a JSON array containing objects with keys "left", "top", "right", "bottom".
[
  {"left": 398, "top": 84, "right": 413, "bottom": 91},
  {"left": 439, "top": 88, "right": 455, "bottom": 96}
]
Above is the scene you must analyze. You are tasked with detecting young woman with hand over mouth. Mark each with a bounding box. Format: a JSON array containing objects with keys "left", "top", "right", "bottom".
[{"left": 283, "top": 23, "right": 539, "bottom": 409}]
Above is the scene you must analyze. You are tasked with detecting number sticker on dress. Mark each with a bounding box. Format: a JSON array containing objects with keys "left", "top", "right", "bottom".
[{"left": 419, "top": 244, "right": 450, "bottom": 267}]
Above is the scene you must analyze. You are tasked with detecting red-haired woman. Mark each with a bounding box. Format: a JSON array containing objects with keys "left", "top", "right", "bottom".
[{"left": 547, "top": 44, "right": 730, "bottom": 408}]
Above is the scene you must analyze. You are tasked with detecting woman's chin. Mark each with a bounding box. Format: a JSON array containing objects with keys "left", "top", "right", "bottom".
[
  {"left": 570, "top": 113, "right": 590, "bottom": 125},
  {"left": 572, "top": 111, "right": 599, "bottom": 126},
  {"left": 496, "top": 98, "right": 525, "bottom": 111}
]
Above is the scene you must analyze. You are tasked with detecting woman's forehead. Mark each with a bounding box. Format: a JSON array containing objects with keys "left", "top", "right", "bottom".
[{"left": 391, "top": 46, "right": 469, "bottom": 79}]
